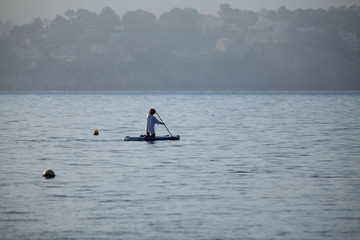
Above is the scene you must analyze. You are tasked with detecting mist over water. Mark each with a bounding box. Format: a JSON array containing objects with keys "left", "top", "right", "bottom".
[{"left": 1, "top": 91, "right": 360, "bottom": 239}]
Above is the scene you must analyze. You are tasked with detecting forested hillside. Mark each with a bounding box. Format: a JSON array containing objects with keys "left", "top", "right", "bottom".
[{"left": 1, "top": 5, "right": 359, "bottom": 90}]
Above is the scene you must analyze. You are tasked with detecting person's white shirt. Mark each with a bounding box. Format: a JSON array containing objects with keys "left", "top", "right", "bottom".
[{"left": 146, "top": 114, "right": 162, "bottom": 134}]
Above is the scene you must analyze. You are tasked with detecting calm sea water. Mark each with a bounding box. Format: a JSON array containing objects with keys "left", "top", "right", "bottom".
[{"left": 1, "top": 91, "right": 360, "bottom": 240}]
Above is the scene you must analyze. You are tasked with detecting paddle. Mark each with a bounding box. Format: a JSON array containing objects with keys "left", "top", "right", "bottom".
[{"left": 156, "top": 112, "right": 174, "bottom": 139}]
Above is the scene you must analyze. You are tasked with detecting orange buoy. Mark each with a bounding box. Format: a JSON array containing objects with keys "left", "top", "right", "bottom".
[{"left": 93, "top": 129, "right": 99, "bottom": 135}]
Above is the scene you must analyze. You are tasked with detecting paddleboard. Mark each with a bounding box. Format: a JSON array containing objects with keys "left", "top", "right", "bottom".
[{"left": 123, "top": 135, "right": 180, "bottom": 141}]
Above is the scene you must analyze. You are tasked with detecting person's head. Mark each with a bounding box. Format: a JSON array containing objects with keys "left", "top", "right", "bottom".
[{"left": 149, "top": 108, "right": 156, "bottom": 115}]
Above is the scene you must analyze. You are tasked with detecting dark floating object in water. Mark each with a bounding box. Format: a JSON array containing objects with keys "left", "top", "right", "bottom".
[
  {"left": 93, "top": 129, "right": 99, "bottom": 135},
  {"left": 42, "top": 169, "right": 55, "bottom": 179}
]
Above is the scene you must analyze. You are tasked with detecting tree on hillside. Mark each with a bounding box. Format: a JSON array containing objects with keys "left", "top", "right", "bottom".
[
  {"left": 75, "top": 8, "right": 98, "bottom": 25},
  {"left": 277, "top": 6, "right": 292, "bottom": 20},
  {"left": 20, "top": 17, "right": 44, "bottom": 33},
  {"left": 122, "top": 9, "right": 157, "bottom": 48},
  {"left": 218, "top": 4, "right": 232, "bottom": 20},
  {"left": 99, "top": 7, "right": 120, "bottom": 25},
  {"left": 98, "top": 7, "right": 121, "bottom": 38},
  {"left": 64, "top": 9, "right": 75, "bottom": 19},
  {"left": 158, "top": 8, "right": 201, "bottom": 49},
  {"left": 51, "top": 15, "right": 68, "bottom": 29},
  {"left": 218, "top": 4, "right": 257, "bottom": 29}
]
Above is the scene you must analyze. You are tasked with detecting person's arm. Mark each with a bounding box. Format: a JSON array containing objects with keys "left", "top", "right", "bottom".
[{"left": 153, "top": 116, "right": 163, "bottom": 125}]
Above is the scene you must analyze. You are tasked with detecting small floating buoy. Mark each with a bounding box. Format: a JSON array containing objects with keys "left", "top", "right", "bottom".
[
  {"left": 42, "top": 169, "right": 55, "bottom": 179},
  {"left": 93, "top": 129, "right": 99, "bottom": 135}
]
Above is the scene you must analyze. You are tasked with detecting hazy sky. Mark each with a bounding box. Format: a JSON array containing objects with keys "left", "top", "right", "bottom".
[{"left": 1, "top": 0, "right": 359, "bottom": 25}]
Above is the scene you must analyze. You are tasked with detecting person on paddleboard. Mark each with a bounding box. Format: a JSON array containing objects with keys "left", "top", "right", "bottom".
[{"left": 140, "top": 108, "right": 164, "bottom": 137}]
